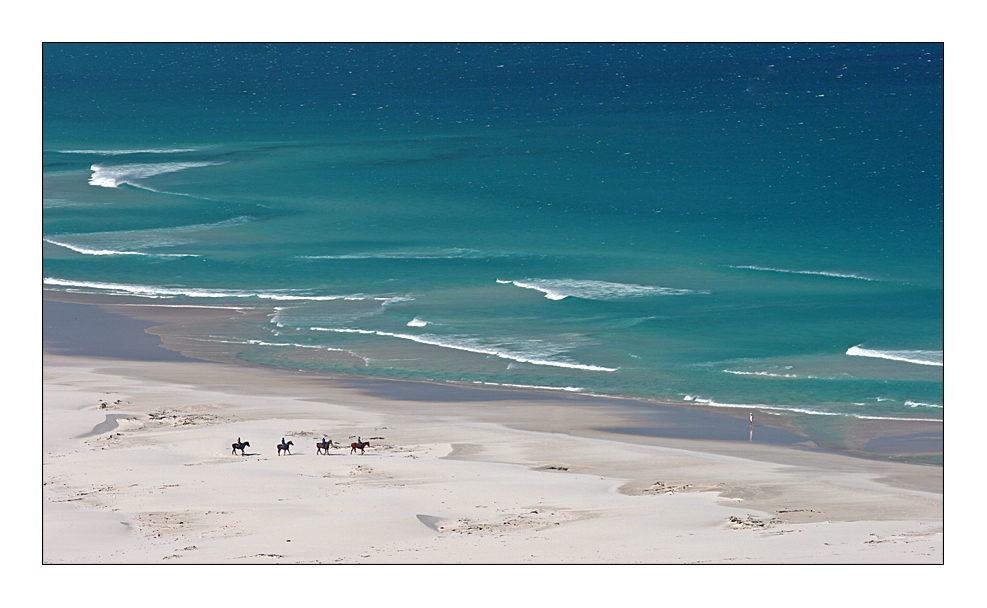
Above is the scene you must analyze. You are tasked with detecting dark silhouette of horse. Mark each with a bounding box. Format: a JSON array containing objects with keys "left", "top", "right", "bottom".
[
  {"left": 277, "top": 440, "right": 294, "bottom": 456},
  {"left": 351, "top": 440, "right": 370, "bottom": 454},
  {"left": 232, "top": 441, "right": 250, "bottom": 456},
  {"left": 316, "top": 439, "right": 336, "bottom": 455}
]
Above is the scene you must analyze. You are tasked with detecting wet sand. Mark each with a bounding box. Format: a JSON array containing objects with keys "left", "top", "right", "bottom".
[
  {"left": 41, "top": 293, "right": 943, "bottom": 461},
  {"left": 43, "top": 300, "right": 192, "bottom": 362},
  {"left": 42, "top": 293, "right": 942, "bottom": 565}
]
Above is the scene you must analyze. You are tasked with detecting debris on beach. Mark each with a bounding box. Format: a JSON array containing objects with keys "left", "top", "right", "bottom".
[{"left": 728, "top": 514, "right": 783, "bottom": 529}]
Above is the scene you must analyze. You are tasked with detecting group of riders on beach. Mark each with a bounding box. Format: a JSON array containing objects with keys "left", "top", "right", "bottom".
[{"left": 231, "top": 436, "right": 370, "bottom": 456}]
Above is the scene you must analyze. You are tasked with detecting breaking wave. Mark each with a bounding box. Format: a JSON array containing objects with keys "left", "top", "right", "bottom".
[
  {"left": 846, "top": 345, "right": 943, "bottom": 367},
  {"left": 43, "top": 216, "right": 253, "bottom": 258},
  {"left": 55, "top": 148, "right": 201, "bottom": 155},
  {"left": 730, "top": 265, "right": 876, "bottom": 281},
  {"left": 681, "top": 395, "right": 941, "bottom": 422},
  {"left": 89, "top": 161, "right": 223, "bottom": 188},
  {"left": 472, "top": 381, "right": 586, "bottom": 393},
  {"left": 310, "top": 326, "right": 618, "bottom": 372},
  {"left": 43, "top": 238, "right": 199, "bottom": 258},
  {"left": 297, "top": 248, "right": 516, "bottom": 260},
  {"left": 43, "top": 277, "right": 373, "bottom": 302},
  {"left": 497, "top": 278, "right": 707, "bottom": 301},
  {"left": 722, "top": 369, "right": 801, "bottom": 379}
]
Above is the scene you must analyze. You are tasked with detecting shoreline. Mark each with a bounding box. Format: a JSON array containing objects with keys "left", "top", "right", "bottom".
[
  {"left": 43, "top": 291, "right": 944, "bottom": 464},
  {"left": 43, "top": 351, "right": 943, "bottom": 563},
  {"left": 42, "top": 292, "right": 943, "bottom": 563}
]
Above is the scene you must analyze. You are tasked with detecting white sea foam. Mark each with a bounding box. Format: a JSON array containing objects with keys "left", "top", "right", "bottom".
[
  {"left": 43, "top": 238, "right": 199, "bottom": 258},
  {"left": 905, "top": 401, "right": 944, "bottom": 409},
  {"left": 60, "top": 215, "right": 256, "bottom": 249},
  {"left": 730, "top": 265, "right": 876, "bottom": 281},
  {"left": 190, "top": 336, "right": 370, "bottom": 363},
  {"left": 852, "top": 414, "right": 943, "bottom": 422},
  {"left": 164, "top": 216, "right": 255, "bottom": 232},
  {"left": 407, "top": 317, "right": 429, "bottom": 327},
  {"left": 271, "top": 308, "right": 286, "bottom": 327},
  {"left": 310, "top": 326, "right": 618, "bottom": 372},
  {"left": 43, "top": 198, "right": 91, "bottom": 209},
  {"left": 379, "top": 296, "right": 415, "bottom": 306},
  {"left": 846, "top": 345, "right": 943, "bottom": 367},
  {"left": 497, "top": 278, "right": 706, "bottom": 301},
  {"left": 298, "top": 248, "right": 513, "bottom": 260},
  {"left": 55, "top": 148, "right": 201, "bottom": 155},
  {"left": 89, "top": 161, "right": 223, "bottom": 188},
  {"left": 682, "top": 395, "right": 809, "bottom": 413},
  {"left": 682, "top": 394, "right": 942, "bottom": 422},
  {"left": 722, "top": 369, "right": 800, "bottom": 378},
  {"left": 473, "top": 381, "right": 585, "bottom": 392},
  {"left": 206, "top": 338, "right": 325, "bottom": 350},
  {"left": 43, "top": 277, "right": 363, "bottom": 302},
  {"left": 113, "top": 303, "right": 253, "bottom": 311}
]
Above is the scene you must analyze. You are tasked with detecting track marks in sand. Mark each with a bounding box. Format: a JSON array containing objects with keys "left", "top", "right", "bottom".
[
  {"left": 727, "top": 514, "right": 785, "bottom": 530},
  {"left": 865, "top": 528, "right": 943, "bottom": 547},
  {"left": 87, "top": 397, "right": 226, "bottom": 431},
  {"left": 82, "top": 405, "right": 226, "bottom": 451},
  {"left": 230, "top": 553, "right": 285, "bottom": 562},
  {"left": 50, "top": 483, "right": 121, "bottom": 506},
  {"left": 417, "top": 507, "right": 597, "bottom": 536},
  {"left": 144, "top": 408, "right": 222, "bottom": 428},
  {"left": 621, "top": 480, "right": 727, "bottom": 496},
  {"left": 132, "top": 509, "right": 246, "bottom": 550},
  {"left": 624, "top": 481, "right": 827, "bottom": 532},
  {"left": 161, "top": 546, "right": 201, "bottom": 560}
]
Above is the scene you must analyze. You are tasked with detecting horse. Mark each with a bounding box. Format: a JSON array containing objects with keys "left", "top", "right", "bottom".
[
  {"left": 277, "top": 440, "right": 294, "bottom": 456},
  {"left": 316, "top": 439, "right": 336, "bottom": 455},
  {"left": 232, "top": 441, "right": 250, "bottom": 456},
  {"left": 351, "top": 440, "right": 370, "bottom": 454}
]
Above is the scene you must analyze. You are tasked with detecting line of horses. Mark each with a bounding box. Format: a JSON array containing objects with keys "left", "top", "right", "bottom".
[{"left": 231, "top": 438, "right": 371, "bottom": 456}]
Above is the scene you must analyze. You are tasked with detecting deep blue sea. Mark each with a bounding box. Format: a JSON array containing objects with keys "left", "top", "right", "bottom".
[{"left": 43, "top": 43, "right": 943, "bottom": 444}]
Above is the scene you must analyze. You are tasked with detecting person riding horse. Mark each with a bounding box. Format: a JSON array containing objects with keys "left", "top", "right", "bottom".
[
  {"left": 232, "top": 439, "right": 249, "bottom": 456},
  {"left": 317, "top": 436, "right": 333, "bottom": 454},
  {"left": 277, "top": 438, "right": 294, "bottom": 455}
]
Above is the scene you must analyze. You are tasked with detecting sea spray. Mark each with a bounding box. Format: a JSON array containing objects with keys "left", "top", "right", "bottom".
[
  {"left": 846, "top": 346, "right": 943, "bottom": 367},
  {"left": 89, "top": 161, "right": 223, "bottom": 188}
]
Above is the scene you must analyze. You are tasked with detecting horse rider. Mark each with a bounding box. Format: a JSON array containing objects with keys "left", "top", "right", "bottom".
[{"left": 281, "top": 437, "right": 287, "bottom": 450}]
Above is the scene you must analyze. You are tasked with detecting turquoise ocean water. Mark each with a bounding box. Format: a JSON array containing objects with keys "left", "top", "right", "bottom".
[{"left": 43, "top": 44, "right": 943, "bottom": 445}]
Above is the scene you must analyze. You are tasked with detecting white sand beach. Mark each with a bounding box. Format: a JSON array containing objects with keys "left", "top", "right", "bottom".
[{"left": 43, "top": 348, "right": 942, "bottom": 565}]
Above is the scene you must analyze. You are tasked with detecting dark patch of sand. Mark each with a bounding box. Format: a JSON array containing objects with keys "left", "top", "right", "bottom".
[{"left": 44, "top": 300, "right": 191, "bottom": 362}]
